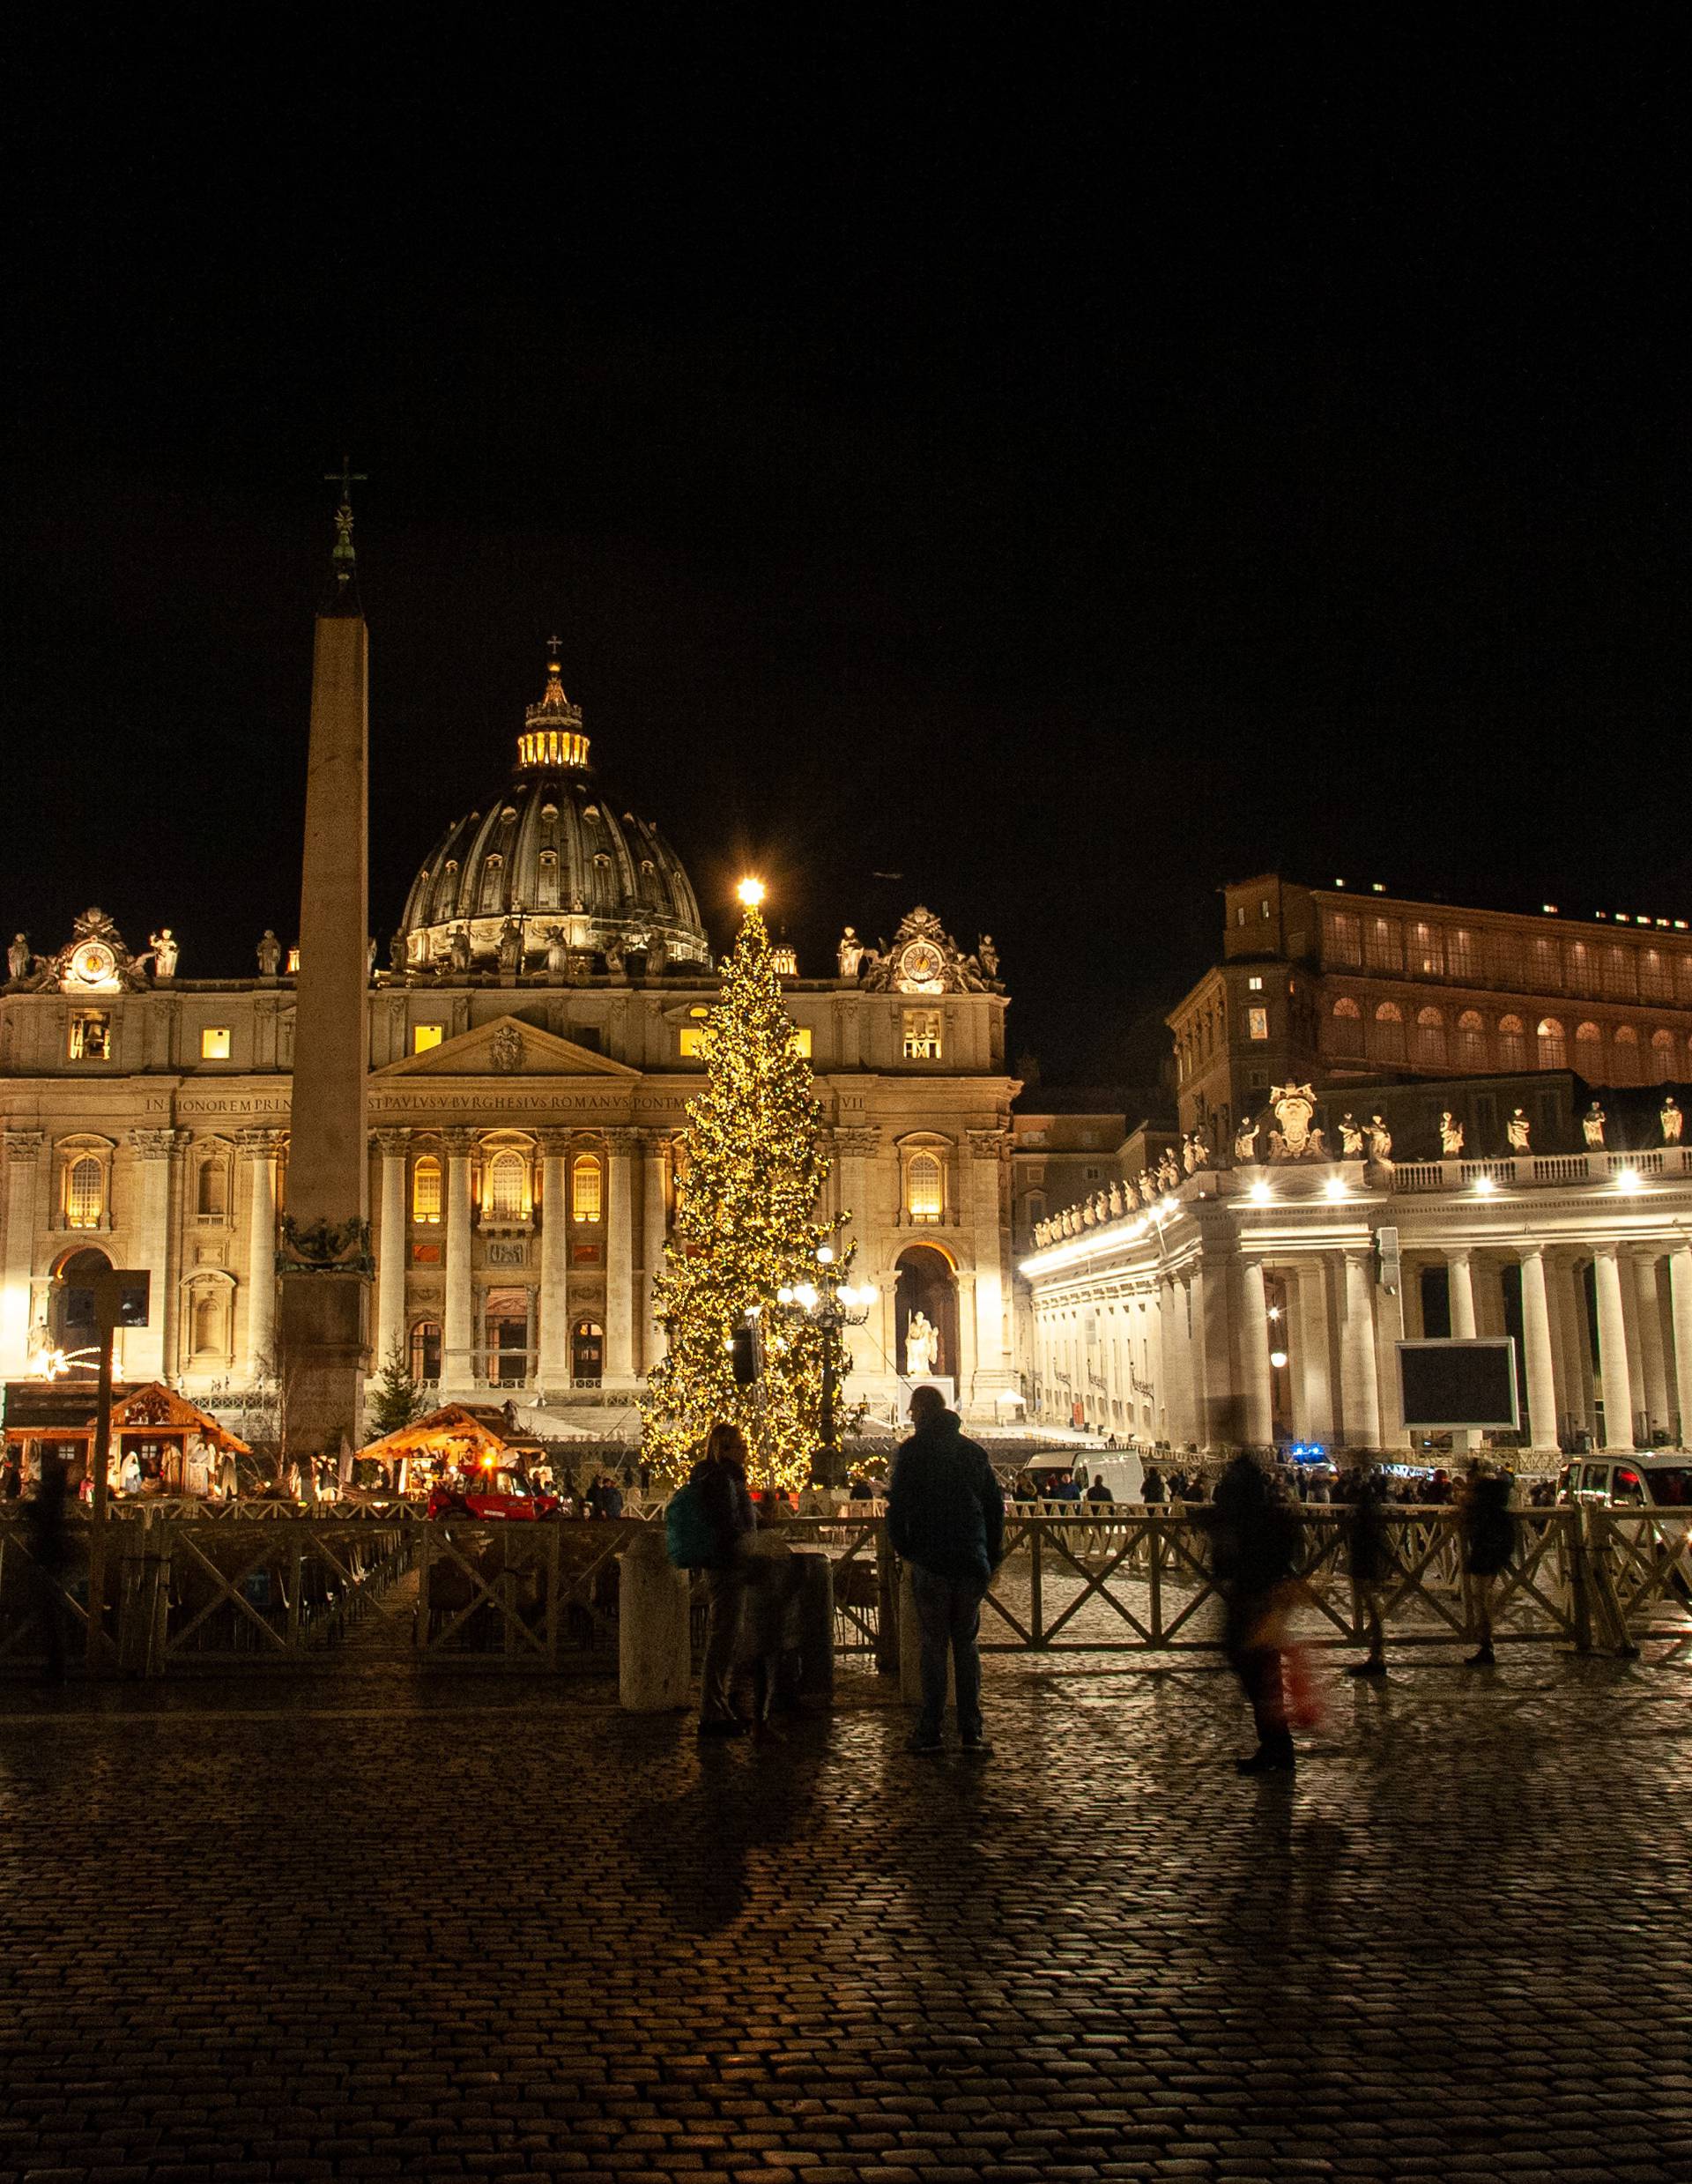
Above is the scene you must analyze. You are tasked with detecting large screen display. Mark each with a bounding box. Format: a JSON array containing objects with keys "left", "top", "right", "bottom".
[{"left": 1397, "top": 1339, "right": 1520, "bottom": 1430}]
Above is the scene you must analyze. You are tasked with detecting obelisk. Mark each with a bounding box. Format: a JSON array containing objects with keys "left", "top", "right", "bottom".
[{"left": 277, "top": 469, "right": 372, "bottom": 1479}]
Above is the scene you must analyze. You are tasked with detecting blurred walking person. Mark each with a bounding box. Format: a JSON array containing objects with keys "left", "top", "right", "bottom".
[
  {"left": 1211, "top": 1450, "right": 1302, "bottom": 1774},
  {"left": 888, "top": 1385, "right": 1005, "bottom": 1756},
  {"left": 1345, "top": 1462, "right": 1391, "bottom": 1678},
  {"left": 1459, "top": 1460, "right": 1517, "bottom": 1667},
  {"left": 691, "top": 1423, "right": 757, "bottom": 1735},
  {"left": 26, "top": 1451, "right": 73, "bottom": 1685}
]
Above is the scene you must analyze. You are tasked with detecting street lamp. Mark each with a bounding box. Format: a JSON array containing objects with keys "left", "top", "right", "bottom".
[{"left": 769, "top": 1242, "right": 874, "bottom": 1484}]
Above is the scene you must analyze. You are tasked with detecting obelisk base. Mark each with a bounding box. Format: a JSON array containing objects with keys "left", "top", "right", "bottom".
[{"left": 278, "top": 1272, "right": 370, "bottom": 1463}]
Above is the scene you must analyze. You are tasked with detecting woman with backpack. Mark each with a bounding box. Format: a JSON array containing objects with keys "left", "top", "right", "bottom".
[{"left": 681, "top": 1423, "right": 757, "bottom": 1735}]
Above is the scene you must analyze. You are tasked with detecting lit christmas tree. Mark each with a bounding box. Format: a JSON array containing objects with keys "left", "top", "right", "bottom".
[{"left": 641, "top": 883, "right": 847, "bottom": 1489}]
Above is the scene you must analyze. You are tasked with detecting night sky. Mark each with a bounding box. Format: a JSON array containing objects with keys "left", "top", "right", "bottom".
[{"left": 7, "top": 18, "right": 1686, "bottom": 1093}]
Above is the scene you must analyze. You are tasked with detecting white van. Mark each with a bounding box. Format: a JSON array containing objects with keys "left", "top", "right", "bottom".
[{"left": 1557, "top": 1452, "right": 1692, "bottom": 1510}]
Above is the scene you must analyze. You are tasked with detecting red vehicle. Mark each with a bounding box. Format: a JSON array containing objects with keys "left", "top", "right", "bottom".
[{"left": 426, "top": 1467, "right": 560, "bottom": 1520}]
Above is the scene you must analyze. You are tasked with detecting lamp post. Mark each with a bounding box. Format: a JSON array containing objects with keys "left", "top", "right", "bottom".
[{"left": 772, "top": 1244, "right": 874, "bottom": 1485}]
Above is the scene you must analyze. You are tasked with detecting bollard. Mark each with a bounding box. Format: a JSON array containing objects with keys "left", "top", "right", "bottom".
[
  {"left": 619, "top": 1524, "right": 693, "bottom": 1711},
  {"left": 897, "top": 1560, "right": 955, "bottom": 1709}
]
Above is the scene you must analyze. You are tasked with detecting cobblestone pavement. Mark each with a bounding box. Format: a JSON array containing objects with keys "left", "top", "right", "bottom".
[{"left": 3, "top": 1650, "right": 1691, "bottom": 2182}]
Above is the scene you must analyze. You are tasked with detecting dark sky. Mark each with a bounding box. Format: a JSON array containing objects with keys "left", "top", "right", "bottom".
[{"left": 6, "top": 15, "right": 1686, "bottom": 1088}]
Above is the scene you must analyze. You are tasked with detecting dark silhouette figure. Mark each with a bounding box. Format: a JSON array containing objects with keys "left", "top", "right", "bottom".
[
  {"left": 887, "top": 1384, "right": 1005, "bottom": 1757},
  {"left": 1211, "top": 1451, "right": 1302, "bottom": 1774},
  {"left": 1345, "top": 1465, "right": 1392, "bottom": 1677},
  {"left": 690, "top": 1423, "right": 756, "bottom": 1734},
  {"left": 1459, "top": 1462, "right": 1518, "bottom": 1667},
  {"left": 26, "top": 1452, "right": 74, "bottom": 1684}
]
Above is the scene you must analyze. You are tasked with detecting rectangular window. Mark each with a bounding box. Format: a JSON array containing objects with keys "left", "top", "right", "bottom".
[
  {"left": 200, "top": 1027, "right": 231, "bottom": 1059},
  {"left": 790, "top": 1026, "right": 813, "bottom": 1057},
  {"left": 1363, "top": 917, "right": 1404, "bottom": 973},
  {"left": 1325, "top": 911, "right": 1362, "bottom": 968},
  {"left": 412, "top": 1024, "right": 444, "bottom": 1053},
  {"left": 902, "top": 1009, "right": 943, "bottom": 1059},
  {"left": 679, "top": 1027, "right": 710, "bottom": 1059},
  {"left": 1247, "top": 975, "right": 1264, "bottom": 991},
  {"left": 68, "top": 1011, "right": 111, "bottom": 1061},
  {"left": 1247, "top": 1007, "right": 1269, "bottom": 1041}
]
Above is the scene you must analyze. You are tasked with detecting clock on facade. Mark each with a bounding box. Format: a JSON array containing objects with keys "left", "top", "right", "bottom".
[
  {"left": 894, "top": 939, "right": 946, "bottom": 993},
  {"left": 63, "top": 940, "right": 120, "bottom": 992}
]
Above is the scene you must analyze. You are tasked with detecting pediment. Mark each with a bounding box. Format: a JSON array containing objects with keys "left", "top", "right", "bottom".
[{"left": 375, "top": 1014, "right": 640, "bottom": 1081}]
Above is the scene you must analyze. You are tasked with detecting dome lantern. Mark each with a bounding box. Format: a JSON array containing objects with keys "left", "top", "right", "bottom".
[{"left": 516, "top": 638, "right": 590, "bottom": 770}]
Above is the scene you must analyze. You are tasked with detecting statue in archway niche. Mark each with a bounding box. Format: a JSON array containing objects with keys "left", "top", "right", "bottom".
[
  {"left": 905, "top": 1310, "right": 939, "bottom": 1379},
  {"left": 1583, "top": 1101, "right": 1607, "bottom": 1148},
  {"left": 1662, "top": 1096, "right": 1683, "bottom": 1145},
  {"left": 1506, "top": 1108, "right": 1531, "bottom": 1153}
]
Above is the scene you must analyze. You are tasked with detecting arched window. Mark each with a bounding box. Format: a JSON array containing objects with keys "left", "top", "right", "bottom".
[
  {"left": 197, "top": 1155, "right": 228, "bottom": 1220},
  {"left": 1651, "top": 1029, "right": 1677, "bottom": 1082},
  {"left": 412, "top": 1154, "right": 442, "bottom": 1224},
  {"left": 1613, "top": 1025, "right": 1639, "bottom": 1085},
  {"left": 573, "top": 1319, "right": 604, "bottom": 1384},
  {"left": 572, "top": 1153, "right": 603, "bottom": 1223},
  {"left": 1369, "top": 1000, "right": 1406, "bottom": 1066},
  {"left": 1413, "top": 1007, "right": 1446, "bottom": 1067},
  {"left": 1329, "top": 996, "right": 1363, "bottom": 1058},
  {"left": 1575, "top": 1021, "right": 1602, "bottom": 1075},
  {"left": 486, "top": 1148, "right": 527, "bottom": 1221},
  {"left": 479, "top": 855, "right": 504, "bottom": 914},
  {"left": 65, "top": 1155, "right": 104, "bottom": 1230},
  {"left": 906, "top": 1149, "right": 945, "bottom": 1222},
  {"left": 1537, "top": 1017, "right": 1566, "bottom": 1070},
  {"left": 1456, "top": 1009, "right": 1488, "bottom": 1070},
  {"left": 1497, "top": 1014, "right": 1526, "bottom": 1070},
  {"left": 410, "top": 1320, "right": 442, "bottom": 1383}
]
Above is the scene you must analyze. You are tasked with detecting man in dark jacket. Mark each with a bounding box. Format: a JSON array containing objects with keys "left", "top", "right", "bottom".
[
  {"left": 1212, "top": 1450, "right": 1302, "bottom": 1773},
  {"left": 887, "top": 1385, "right": 1004, "bottom": 1756}
]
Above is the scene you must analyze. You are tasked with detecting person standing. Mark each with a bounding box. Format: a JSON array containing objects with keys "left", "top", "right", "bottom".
[
  {"left": 1459, "top": 1460, "right": 1517, "bottom": 1667},
  {"left": 691, "top": 1423, "right": 757, "bottom": 1735},
  {"left": 1211, "top": 1450, "right": 1302, "bottom": 1774},
  {"left": 887, "top": 1385, "right": 1005, "bottom": 1757},
  {"left": 1345, "top": 1464, "right": 1391, "bottom": 1677}
]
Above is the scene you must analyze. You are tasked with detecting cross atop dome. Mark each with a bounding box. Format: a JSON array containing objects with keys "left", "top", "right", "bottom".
[{"left": 518, "top": 637, "right": 590, "bottom": 769}]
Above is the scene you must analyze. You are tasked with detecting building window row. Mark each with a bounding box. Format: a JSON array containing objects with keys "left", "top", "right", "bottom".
[
  {"left": 1323, "top": 908, "right": 1692, "bottom": 1006},
  {"left": 408, "top": 1148, "right": 607, "bottom": 1226},
  {"left": 1326, "top": 997, "right": 1691, "bottom": 1082}
]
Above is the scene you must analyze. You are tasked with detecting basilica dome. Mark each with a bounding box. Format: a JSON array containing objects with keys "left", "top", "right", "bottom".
[{"left": 398, "top": 651, "right": 709, "bottom": 974}]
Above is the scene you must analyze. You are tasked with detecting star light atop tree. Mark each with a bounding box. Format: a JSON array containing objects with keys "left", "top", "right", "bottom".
[{"left": 641, "top": 880, "right": 852, "bottom": 1489}]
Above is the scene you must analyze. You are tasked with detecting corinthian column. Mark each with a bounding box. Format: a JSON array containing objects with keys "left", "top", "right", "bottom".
[
  {"left": 373, "top": 1128, "right": 411, "bottom": 1373},
  {"left": 835, "top": 1126, "right": 879, "bottom": 1378},
  {"left": 536, "top": 1129, "right": 572, "bottom": 1390},
  {"left": 1, "top": 1131, "right": 45, "bottom": 1377},
  {"left": 1239, "top": 1254, "right": 1274, "bottom": 1449},
  {"left": 1592, "top": 1244, "right": 1635, "bottom": 1450},
  {"left": 1631, "top": 1252, "right": 1670, "bottom": 1442},
  {"left": 1340, "top": 1248, "right": 1380, "bottom": 1451},
  {"left": 966, "top": 1127, "right": 1013, "bottom": 1412},
  {"left": 442, "top": 1126, "right": 476, "bottom": 1393},
  {"left": 237, "top": 1128, "right": 284, "bottom": 1373},
  {"left": 1518, "top": 1244, "right": 1560, "bottom": 1455},
  {"left": 129, "top": 1127, "right": 184, "bottom": 1381},
  {"left": 605, "top": 1128, "right": 637, "bottom": 1382}
]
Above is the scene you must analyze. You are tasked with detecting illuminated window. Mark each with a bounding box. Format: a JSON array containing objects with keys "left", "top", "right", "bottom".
[
  {"left": 201, "top": 1027, "right": 231, "bottom": 1060},
  {"left": 1247, "top": 1007, "right": 1269, "bottom": 1041},
  {"left": 412, "top": 1154, "right": 442, "bottom": 1224},
  {"left": 1537, "top": 1017, "right": 1566, "bottom": 1070},
  {"left": 790, "top": 1026, "right": 813, "bottom": 1057},
  {"left": 679, "top": 1027, "right": 710, "bottom": 1059},
  {"left": 1457, "top": 1010, "right": 1488, "bottom": 1068},
  {"left": 68, "top": 1010, "right": 111, "bottom": 1061},
  {"left": 1369, "top": 1000, "right": 1406, "bottom": 1065},
  {"left": 1446, "top": 928, "right": 1477, "bottom": 981},
  {"left": 412, "top": 1024, "right": 444, "bottom": 1054},
  {"left": 1329, "top": 996, "right": 1363, "bottom": 1058},
  {"left": 1325, "top": 912, "right": 1361, "bottom": 967},
  {"left": 1411, "top": 924, "right": 1443, "bottom": 977},
  {"left": 1497, "top": 1014, "right": 1527, "bottom": 1070},
  {"left": 1363, "top": 918, "right": 1404, "bottom": 973},
  {"left": 1247, "top": 975, "right": 1263, "bottom": 991},
  {"left": 572, "top": 1153, "right": 603, "bottom": 1223},
  {"left": 410, "top": 1320, "right": 442, "bottom": 1383},
  {"left": 906, "top": 1151, "right": 944, "bottom": 1222},
  {"left": 1413, "top": 1007, "right": 1446, "bottom": 1067},
  {"left": 65, "top": 1155, "right": 103, "bottom": 1229},
  {"left": 486, "top": 1148, "right": 527, "bottom": 1221},
  {"left": 903, "top": 1009, "right": 943, "bottom": 1059}
]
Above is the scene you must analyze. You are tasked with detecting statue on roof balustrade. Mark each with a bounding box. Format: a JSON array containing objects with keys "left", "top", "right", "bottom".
[
  {"left": 1662, "top": 1096, "right": 1683, "bottom": 1146},
  {"left": 1339, "top": 1112, "right": 1364, "bottom": 1158},
  {"left": 256, "top": 930, "right": 281, "bottom": 977},
  {"left": 149, "top": 928, "right": 179, "bottom": 980},
  {"left": 1439, "top": 1111, "right": 1465, "bottom": 1157},
  {"left": 545, "top": 927, "right": 571, "bottom": 979},
  {"left": 836, "top": 925, "right": 865, "bottom": 978},
  {"left": 1506, "top": 1108, "right": 1531, "bottom": 1153},
  {"left": 1234, "top": 1113, "right": 1260, "bottom": 1164},
  {"left": 496, "top": 919, "right": 523, "bottom": 973},
  {"left": 449, "top": 925, "right": 472, "bottom": 974},
  {"left": 8, "top": 933, "right": 32, "bottom": 982},
  {"left": 1366, "top": 1115, "right": 1392, "bottom": 1163},
  {"left": 1583, "top": 1101, "right": 1607, "bottom": 1148}
]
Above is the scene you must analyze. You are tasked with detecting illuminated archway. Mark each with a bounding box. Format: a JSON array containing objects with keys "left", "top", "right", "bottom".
[{"left": 895, "top": 1244, "right": 959, "bottom": 1383}]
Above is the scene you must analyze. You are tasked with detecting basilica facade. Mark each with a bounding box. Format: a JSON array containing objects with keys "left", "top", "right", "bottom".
[{"left": 1, "top": 658, "right": 1021, "bottom": 1434}]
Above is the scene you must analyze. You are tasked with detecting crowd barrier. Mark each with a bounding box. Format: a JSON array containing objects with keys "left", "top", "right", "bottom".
[{"left": 1, "top": 1502, "right": 1684, "bottom": 1677}]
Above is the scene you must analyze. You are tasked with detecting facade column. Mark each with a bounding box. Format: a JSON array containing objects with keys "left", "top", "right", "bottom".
[
  {"left": 641, "top": 1132, "right": 669, "bottom": 1374},
  {"left": 605, "top": 1128, "right": 637, "bottom": 1382},
  {"left": 1447, "top": 1247, "right": 1477, "bottom": 1338},
  {"left": 1372, "top": 1272, "right": 1409, "bottom": 1449},
  {"left": 1557, "top": 1257, "right": 1596, "bottom": 1445},
  {"left": 536, "top": 1130, "right": 572, "bottom": 1390},
  {"left": 1296, "top": 1261, "right": 1335, "bottom": 1447},
  {"left": 967, "top": 1128, "right": 1013, "bottom": 1408},
  {"left": 1, "top": 1131, "right": 45, "bottom": 1378},
  {"left": 1668, "top": 1245, "right": 1692, "bottom": 1446},
  {"left": 1238, "top": 1254, "right": 1274, "bottom": 1449},
  {"left": 128, "top": 1127, "right": 183, "bottom": 1382},
  {"left": 835, "top": 1127, "right": 879, "bottom": 1381},
  {"left": 1618, "top": 1257, "right": 1646, "bottom": 1448},
  {"left": 1631, "top": 1252, "right": 1670, "bottom": 1444},
  {"left": 373, "top": 1128, "right": 410, "bottom": 1375},
  {"left": 1340, "top": 1248, "right": 1381, "bottom": 1450},
  {"left": 1592, "top": 1244, "right": 1636, "bottom": 1451},
  {"left": 1518, "top": 1244, "right": 1560, "bottom": 1455},
  {"left": 237, "top": 1128, "right": 283, "bottom": 1375},
  {"left": 442, "top": 1126, "right": 476, "bottom": 1392}
]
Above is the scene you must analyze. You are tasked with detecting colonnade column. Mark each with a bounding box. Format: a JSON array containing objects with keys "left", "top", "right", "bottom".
[
  {"left": 373, "top": 1128, "right": 409, "bottom": 1375},
  {"left": 1518, "top": 1244, "right": 1560, "bottom": 1454},
  {"left": 1631, "top": 1253, "right": 1670, "bottom": 1442},
  {"left": 1340, "top": 1248, "right": 1381, "bottom": 1450},
  {"left": 1592, "top": 1244, "right": 1635, "bottom": 1451},
  {"left": 641, "top": 1132, "right": 669, "bottom": 1373},
  {"left": 1447, "top": 1247, "right": 1477, "bottom": 1339},
  {"left": 967, "top": 1128, "right": 1013, "bottom": 1404},
  {"left": 1372, "top": 1274, "right": 1409, "bottom": 1449},
  {"left": 0, "top": 1131, "right": 45, "bottom": 1378},
  {"left": 1669, "top": 1245, "right": 1692, "bottom": 1445},
  {"left": 128, "top": 1128, "right": 182, "bottom": 1381},
  {"left": 536, "top": 1130, "right": 572, "bottom": 1390},
  {"left": 442, "top": 1126, "right": 476, "bottom": 1392},
  {"left": 1296, "top": 1262, "right": 1335, "bottom": 1446},
  {"left": 605, "top": 1128, "right": 636, "bottom": 1383},
  {"left": 1238, "top": 1255, "right": 1274, "bottom": 1449},
  {"left": 238, "top": 1128, "right": 283, "bottom": 1374}
]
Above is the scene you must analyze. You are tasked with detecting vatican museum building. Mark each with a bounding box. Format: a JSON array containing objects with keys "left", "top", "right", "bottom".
[{"left": 0, "top": 658, "right": 1020, "bottom": 1434}]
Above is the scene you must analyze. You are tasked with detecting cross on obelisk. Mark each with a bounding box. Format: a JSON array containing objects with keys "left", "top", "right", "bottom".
[{"left": 323, "top": 457, "right": 369, "bottom": 580}]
